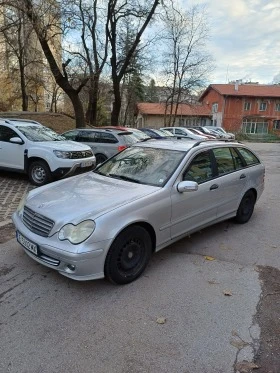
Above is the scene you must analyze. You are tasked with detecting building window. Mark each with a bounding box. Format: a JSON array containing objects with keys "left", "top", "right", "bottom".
[
  {"left": 273, "top": 120, "right": 280, "bottom": 129},
  {"left": 244, "top": 102, "right": 251, "bottom": 110},
  {"left": 259, "top": 102, "right": 267, "bottom": 111},
  {"left": 275, "top": 103, "right": 280, "bottom": 112},
  {"left": 242, "top": 119, "right": 268, "bottom": 134},
  {"left": 179, "top": 118, "right": 185, "bottom": 126},
  {"left": 212, "top": 103, "right": 218, "bottom": 113}
]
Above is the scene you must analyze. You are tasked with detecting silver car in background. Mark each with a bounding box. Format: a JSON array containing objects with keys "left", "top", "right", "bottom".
[
  {"left": 62, "top": 128, "right": 138, "bottom": 164},
  {"left": 162, "top": 126, "right": 208, "bottom": 140},
  {"left": 13, "top": 139, "right": 265, "bottom": 284}
]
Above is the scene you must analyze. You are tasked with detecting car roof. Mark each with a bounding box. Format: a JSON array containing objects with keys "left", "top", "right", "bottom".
[
  {"left": 62, "top": 127, "right": 133, "bottom": 135},
  {"left": 0, "top": 118, "right": 42, "bottom": 126},
  {"left": 133, "top": 138, "right": 239, "bottom": 152}
]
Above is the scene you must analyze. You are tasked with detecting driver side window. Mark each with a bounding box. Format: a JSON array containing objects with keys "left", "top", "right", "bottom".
[
  {"left": 0, "top": 126, "right": 18, "bottom": 142},
  {"left": 183, "top": 151, "right": 213, "bottom": 184}
]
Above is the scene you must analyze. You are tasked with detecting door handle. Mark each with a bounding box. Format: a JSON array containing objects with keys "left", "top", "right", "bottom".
[
  {"left": 240, "top": 174, "right": 246, "bottom": 179},
  {"left": 210, "top": 184, "right": 219, "bottom": 190}
]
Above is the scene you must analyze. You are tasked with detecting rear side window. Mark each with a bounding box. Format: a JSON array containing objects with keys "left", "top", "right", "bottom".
[
  {"left": 237, "top": 148, "right": 260, "bottom": 166},
  {"left": 230, "top": 148, "right": 244, "bottom": 170},
  {"left": 174, "top": 128, "right": 186, "bottom": 135},
  {"left": 78, "top": 131, "right": 97, "bottom": 142},
  {"left": 212, "top": 147, "right": 235, "bottom": 175},
  {"left": 183, "top": 151, "right": 213, "bottom": 183},
  {"left": 98, "top": 132, "right": 118, "bottom": 144}
]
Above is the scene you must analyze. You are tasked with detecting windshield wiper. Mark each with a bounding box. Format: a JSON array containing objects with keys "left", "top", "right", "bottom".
[{"left": 108, "top": 174, "right": 140, "bottom": 183}]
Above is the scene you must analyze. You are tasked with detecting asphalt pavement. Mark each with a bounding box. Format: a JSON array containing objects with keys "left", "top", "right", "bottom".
[{"left": 0, "top": 142, "right": 279, "bottom": 373}]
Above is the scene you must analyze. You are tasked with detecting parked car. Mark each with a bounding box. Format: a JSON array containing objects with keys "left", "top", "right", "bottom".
[
  {"left": 99, "top": 126, "right": 152, "bottom": 141},
  {"left": 138, "top": 128, "right": 176, "bottom": 139},
  {"left": 13, "top": 139, "right": 265, "bottom": 284},
  {"left": 204, "top": 126, "right": 235, "bottom": 140},
  {"left": 61, "top": 128, "right": 138, "bottom": 164},
  {"left": 187, "top": 128, "right": 216, "bottom": 139},
  {"left": 187, "top": 126, "right": 222, "bottom": 139},
  {"left": 161, "top": 126, "right": 207, "bottom": 140},
  {"left": 0, "top": 118, "right": 96, "bottom": 186}
]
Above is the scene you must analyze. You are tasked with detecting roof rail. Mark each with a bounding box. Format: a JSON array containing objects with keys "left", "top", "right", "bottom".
[{"left": 0, "top": 118, "right": 41, "bottom": 125}]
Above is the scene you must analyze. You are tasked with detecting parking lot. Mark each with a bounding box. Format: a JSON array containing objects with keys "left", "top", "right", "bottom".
[{"left": 0, "top": 142, "right": 280, "bottom": 373}]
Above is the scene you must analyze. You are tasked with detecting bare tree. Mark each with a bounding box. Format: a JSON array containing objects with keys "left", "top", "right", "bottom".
[
  {"left": 64, "top": 0, "right": 109, "bottom": 126},
  {"left": 0, "top": 5, "right": 35, "bottom": 110},
  {"left": 0, "top": 0, "right": 89, "bottom": 127},
  {"left": 160, "top": 2, "right": 214, "bottom": 126},
  {"left": 106, "top": 0, "right": 160, "bottom": 125}
]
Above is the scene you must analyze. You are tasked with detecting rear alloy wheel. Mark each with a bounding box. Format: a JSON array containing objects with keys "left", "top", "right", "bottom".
[
  {"left": 105, "top": 226, "right": 152, "bottom": 284},
  {"left": 95, "top": 154, "right": 107, "bottom": 165},
  {"left": 234, "top": 190, "right": 256, "bottom": 224},
  {"left": 28, "top": 160, "right": 52, "bottom": 186}
]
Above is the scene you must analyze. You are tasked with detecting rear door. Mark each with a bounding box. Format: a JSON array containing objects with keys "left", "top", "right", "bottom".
[{"left": 211, "top": 147, "right": 247, "bottom": 219}]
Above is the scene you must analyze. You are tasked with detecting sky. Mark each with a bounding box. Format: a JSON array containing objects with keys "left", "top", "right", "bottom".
[{"left": 187, "top": 0, "right": 280, "bottom": 84}]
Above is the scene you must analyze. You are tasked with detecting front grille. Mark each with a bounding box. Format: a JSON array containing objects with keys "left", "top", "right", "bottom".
[
  {"left": 70, "top": 150, "right": 93, "bottom": 159},
  {"left": 23, "top": 206, "right": 55, "bottom": 237}
]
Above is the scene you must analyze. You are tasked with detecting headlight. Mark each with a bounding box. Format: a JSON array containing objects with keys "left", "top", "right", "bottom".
[
  {"left": 17, "top": 194, "right": 27, "bottom": 218},
  {"left": 53, "top": 150, "right": 72, "bottom": 159},
  {"left": 58, "top": 220, "right": 96, "bottom": 244}
]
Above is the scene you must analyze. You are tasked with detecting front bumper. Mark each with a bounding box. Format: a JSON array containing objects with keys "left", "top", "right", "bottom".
[{"left": 12, "top": 212, "right": 113, "bottom": 281}]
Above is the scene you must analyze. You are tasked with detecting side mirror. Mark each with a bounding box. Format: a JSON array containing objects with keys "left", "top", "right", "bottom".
[
  {"left": 9, "top": 137, "right": 24, "bottom": 145},
  {"left": 177, "top": 180, "right": 198, "bottom": 193}
]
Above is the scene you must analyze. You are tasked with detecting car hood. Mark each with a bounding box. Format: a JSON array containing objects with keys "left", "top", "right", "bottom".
[
  {"left": 26, "top": 172, "right": 160, "bottom": 225},
  {"left": 35, "top": 140, "right": 91, "bottom": 151}
]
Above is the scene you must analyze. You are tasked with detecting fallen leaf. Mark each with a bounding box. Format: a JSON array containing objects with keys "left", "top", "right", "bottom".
[
  {"left": 156, "top": 317, "right": 166, "bottom": 324},
  {"left": 235, "top": 360, "right": 259, "bottom": 372},
  {"left": 204, "top": 255, "right": 215, "bottom": 261},
  {"left": 230, "top": 339, "right": 249, "bottom": 349},
  {"left": 208, "top": 280, "right": 220, "bottom": 285},
  {"left": 223, "top": 290, "right": 233, "bottom": 296}
]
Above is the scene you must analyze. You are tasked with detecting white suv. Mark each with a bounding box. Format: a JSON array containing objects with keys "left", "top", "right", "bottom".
[{"left": 0, "top": 118, "right": 96, "bottom": 186}]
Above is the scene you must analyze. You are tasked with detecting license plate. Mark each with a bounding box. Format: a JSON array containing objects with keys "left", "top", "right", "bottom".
[
  {"left": 81, "top": 160, "right": 93, "bottom": 168},
  {"left": 17, "top": 232, "right": 38, "bottom": 256}
]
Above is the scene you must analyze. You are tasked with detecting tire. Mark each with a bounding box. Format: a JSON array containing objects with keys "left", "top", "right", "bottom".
[
  {"left": 104, "top": 226, "right": 152, "bottom": 285},
  {"left": 234, "top": 190, "right": 256, "bottom": 224},
  {"left": 95, "top": 154, "right": 107, "bottom": 165},
  {"left": 28, "top": 160, "right": 53, "bottom": 186}
]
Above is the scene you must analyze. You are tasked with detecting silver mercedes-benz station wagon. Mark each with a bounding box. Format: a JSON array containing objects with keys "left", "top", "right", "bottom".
[{"left": 13, "top": 139, "right": 265, "bottom": 284}]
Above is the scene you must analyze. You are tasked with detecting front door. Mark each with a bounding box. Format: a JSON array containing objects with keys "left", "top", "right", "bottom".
[
  {"left": 0, "top": 125, "right": 25, "bottom": 170},
  {"left": 170, "top": 150, "right": 219, "bottom": 239}
]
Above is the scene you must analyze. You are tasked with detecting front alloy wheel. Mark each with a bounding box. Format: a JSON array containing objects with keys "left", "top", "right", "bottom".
[
  {"left": 28, "top": 160, "right": 52, "bottom": 186},
  {"left": 105, "top": 226, "right": 152, "bottom": 284}
]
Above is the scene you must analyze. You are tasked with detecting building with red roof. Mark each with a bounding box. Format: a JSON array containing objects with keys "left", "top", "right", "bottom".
[
  {"left": 135, "top": 102, "right": 212, "bottom": 128},
  {"left": 199, "top": 82, "right": 280, "bottom": 135}
]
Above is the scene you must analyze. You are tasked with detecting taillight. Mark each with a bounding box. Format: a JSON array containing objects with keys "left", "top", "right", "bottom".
[{"left": 118, "top": 145, "right": 127, "bottom": 152}]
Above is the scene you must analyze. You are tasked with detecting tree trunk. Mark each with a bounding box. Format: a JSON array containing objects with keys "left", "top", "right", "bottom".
[
  {"left": 19, "top": 60, "right": 28, "bottom": 111},
  {"left": 86, "top": 74, "right": 99, "bottom": 126},
  {"left": 111, "top": 81, "right": 121, "bottom": 126},
  {"left": 68, "top": 91, "right": 85, "bottom": 128}
]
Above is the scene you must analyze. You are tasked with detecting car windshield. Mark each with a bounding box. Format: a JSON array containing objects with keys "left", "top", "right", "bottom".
[
  {"left": 94, "top": 146, "right": 186, "bottom": 187},
  {"left": 16, "top": 125, "right": 65, "bottom": 141}
]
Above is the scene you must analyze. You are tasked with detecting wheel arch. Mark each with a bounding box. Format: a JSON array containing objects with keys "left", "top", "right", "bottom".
[
  {"left": 111, "top": 221, "right": 157, "bottom": 253},
  {"left": 26, "top": 156, "right": 50, "bottom": 170}
]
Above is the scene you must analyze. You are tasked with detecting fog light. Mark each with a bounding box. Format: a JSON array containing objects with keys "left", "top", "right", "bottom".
[{"left": 67, "top": 264, "right": 76, "bottom": 271}]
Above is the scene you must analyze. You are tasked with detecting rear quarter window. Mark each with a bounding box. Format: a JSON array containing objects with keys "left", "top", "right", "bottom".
[{"left": 237, "top": 148, "right": 260, "bottom": 166}]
